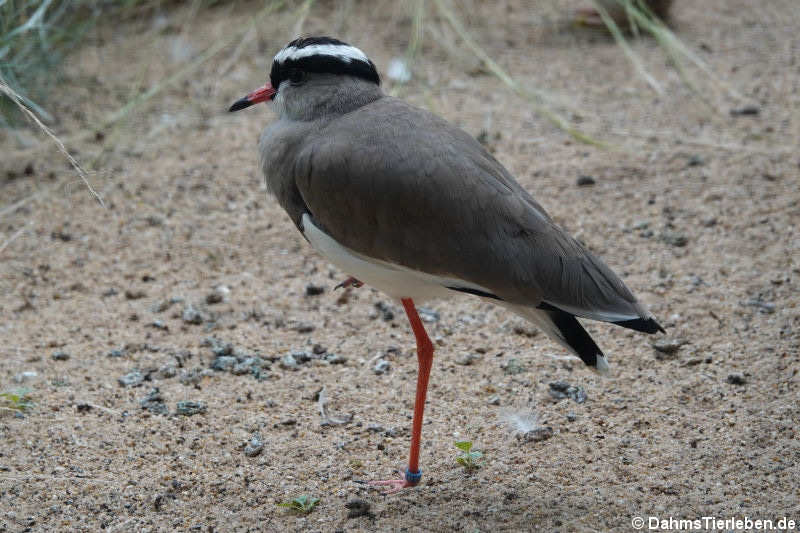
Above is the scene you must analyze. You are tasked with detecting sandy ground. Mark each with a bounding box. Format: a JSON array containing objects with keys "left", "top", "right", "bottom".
[{"left": 1, "top": 1, "right": 798, "bottom": 531}]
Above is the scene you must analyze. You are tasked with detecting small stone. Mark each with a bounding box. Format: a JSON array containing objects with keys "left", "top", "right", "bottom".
[
  {"left": 211, "top": 356, "right": 237, "bottom": 372},
  {"left": 182, "top": 305, "right": 204, "bottom": 325},
  {"left": 140, "top": 388, "right": 169, "bottom": 415},
  {"left": 76, "top": 403, "right": 92, "bottom": 414},
  {"left": 652, "top": 338, "right": 687, "bottom": 359},
  {"left": 175, "top": 401, "right": 207, "bottom": 416},
  {"left": 661, "top": 231, "right": 688, "bottom": 247},
  {"left": 280, "top": 354, "right": 300, "bottom": 371},
  {"left": 518, "top": 427, "right": 554, "bottom": 442},
  {"left": 118, "top": 370, "right": 145, "bottom": 387},
  {"left": 204, "top": 337, "right": 233, "bottom": 357},
  {"left": 345, "top": 498, "right": 371, "bottom": 519},
  {"left": 548, "top": 381, "right": 587, "bottom": 403},
  {"left": 294, "top": 323, "right": 315, "bottom": 333},
  {"left": 291, "top": 351, "right": 312, "bottom": 364},
  {"left": 727, "top": 373, "right": 747, "bottom": 386},
  {"left": 125, "top": 289, "right": 146, "bottom": 300},
  {"left": 742, "top": 299, "right": 776, "bottom": 314},
  {"left": 305, "top": 284, "right": 325, "bottom": 296},
  {"left": 312, "top": 344, "right": 327, "bottom": 355},
  {"left": 244, "top": 434, "right": 264, "bottom": 457},
  {"left": 417, "top": 307, "right": 440, "bottom": 323},
  {"left": 157, "top": 365, "right": 177, "bottom": 379},
  {"left": 487, "top": 395, "right": 501, "bottom": 406},
  {"left": 374, "top": 302, "right": 394, "bottom": 321},
  {"left": 150, "top": 320, "right": 168, "bottom": 331},
  {"left": 576, "top": 175, "right": 596, "bottom": 186},
  {"left": 566, "top": 412, "right": 577, "bottom": 422},
  {"left": 232, "top": 357, "right": 263, "bottom": 375},
  {"left": 730, "top": 105, "right": 760, "bottom": 116},
  {"left": 502, "top": 358, "right": 525, "bottom": 375},
  {"left": 373, "top": 359, "right": 391, "bottom": 375},
  {"left": 687, "top": 155, "right": 704, "bottom": 167},
  {"left": 51, "top": 351, "right": 70, "bottom": 361},
  {"left": 324, "top": 353, "right": 347, "bottom": 365},
  {"left": 13, "top": 371, "right": 37, "bottom": 383},
  {"left": 150, "top": 299, "right": 176, "bottom": 313},
  {"left": 205, "top": 292, "right": 222, "bottom": 305},
  {"left": 456, "top": 353, "right": 481, "bottom": 366}
]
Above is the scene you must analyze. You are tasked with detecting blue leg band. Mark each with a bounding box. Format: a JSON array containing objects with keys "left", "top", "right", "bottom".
[{"left": 405, "top": 468, "right": 422, "bottom": 485}]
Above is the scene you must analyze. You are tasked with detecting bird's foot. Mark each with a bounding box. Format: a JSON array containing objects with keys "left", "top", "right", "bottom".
[
  {"left": 334, "top": 277, "right": 363, "bottom": 290},
  {"left": 362, "top": 468, "right": 421, "bottom": 495}
]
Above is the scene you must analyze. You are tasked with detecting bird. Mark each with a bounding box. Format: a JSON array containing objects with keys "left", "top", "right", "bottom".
[{"left": 229, "top": 36, "right": 664, "bottom": 493}]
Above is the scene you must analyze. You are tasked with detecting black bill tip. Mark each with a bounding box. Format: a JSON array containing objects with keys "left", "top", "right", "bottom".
[{"left": 228, "top": 98, "right": 253, "bottom": 112}]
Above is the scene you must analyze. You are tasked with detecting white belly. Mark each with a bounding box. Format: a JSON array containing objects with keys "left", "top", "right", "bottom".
[{"left": 302, "top": 213, "right": 489, "bottom": 302}]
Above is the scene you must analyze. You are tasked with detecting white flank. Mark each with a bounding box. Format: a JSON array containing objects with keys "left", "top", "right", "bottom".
[
  {"left": 302, "top": 214, "right": 492, "bottom": 302},
  {"left": 274, "top": 44, "right": 369, "bottom": 65}
]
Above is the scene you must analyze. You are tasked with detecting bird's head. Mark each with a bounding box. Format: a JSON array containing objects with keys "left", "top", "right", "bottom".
[{"left": 228, "top": 36, "right": 381, "bottom": 120}]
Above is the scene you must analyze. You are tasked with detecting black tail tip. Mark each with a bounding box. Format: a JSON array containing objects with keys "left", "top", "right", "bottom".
[{"left": 614, "top": 317, "right": 665, "bottom": 334}]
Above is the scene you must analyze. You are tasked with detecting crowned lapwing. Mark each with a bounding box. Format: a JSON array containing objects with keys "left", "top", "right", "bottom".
[{"left": 229, "top": 36, "right": 664, "bottom": 493}]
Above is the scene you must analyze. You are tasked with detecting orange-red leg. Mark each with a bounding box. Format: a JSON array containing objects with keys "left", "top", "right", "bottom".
[{"left": 368, "top": 297, "right": 434, "bottom": 494}]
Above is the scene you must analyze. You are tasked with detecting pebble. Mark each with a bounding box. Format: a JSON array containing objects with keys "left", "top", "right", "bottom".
[
  {"left": 118, "top": 370, "right": 145, "bottom": 387},
  {"left": 661, "top": 231, "right": 688, "bottom": 247},
  {"left": 652, "top": 338, "right": 687, "bottom": 359},
  {"left": 205, "top": 291, "right": 223, "bottom": 305},
  {"left": 294, "top": 323, "right": 315, "bottom": 333},
  {"left": 211, "top": 356, "right": 237, "bottom": 372},
  {"left": 182, "top": 305, "right": 204, "bottom": 325},
  {"left": 687, "top": 155, "right": 704, "bottom": 167},
  {"left": 374, "top": 302, "right": 395, "bottom": 321},
  {"left": 456, "top": 353, "right": 481, "bottom": 366},
  {"left": 730, "top": 105, "right": 760, "bottom": 116},
  {"left": 502, "top": 358, "right": 525, "bottom": 375},
  {"left": 140, "top": 388, "right": 169, "bottom": 415},
  {"left": 345, "top": 499, "right": 372, "bottom": 519},
  {"left": 324, "top": 353, "right": 347, "bottom": 364},
  {"left": 175, "top": 401, "right": 207, "bottom": 416},
  {"left": 487, "top": 395, "right": 501, "bottom": 406},
  {"left": 150, "top": 320, "right": 168, "bottom": 331},
  {"left": 417, "top": 307, "right": 440, "bottom": 323},
  {"left": 204, "top": 337, "right": 233, "bottom": 357},
  {"left": 179, "top": 368, "right": 213, "bottom": 386},
  {"left": 125, "top": 289, "right": 146, "bottom": 300},
  {"left": 244, "top": 434, "right": 264, "bottom": 457},
  {"left": 312, "top": 344, "right": 327, "bottom": 355},
  {"left": 518, "top": 426, "right": 554, "bottom": 442},
  {"left": 305, "top": 284, "right": 325, "bottom": 296},
  {"left": 280, "top": 354, "right": 300, "bottom": 371},
  {"left": 157, "top": 365, "right": 177, "bottom": 379},
  {"left": 548, "top": 381, "right": 587, "bottom": 404},
  {"left": 373, "top": 359, "right": 391, "bottom": 375},
  {"left": 51, "top": 351, "right": 70, "bottom": 361},
  {"left": 107, "top": 349, "right": 126, "bottom": 358},
  {"left": 742, "top": 299, "right": 776, "bottom": 314},
  {"left": 727, "top": 373, "right": 747, "bottom": 386},
  {"left": 13, "top": 371, "right": 37, "bottom": 383},
  {"left": 576, "top": 175, "right": 596, "bottom": 186},
  {"left": 232, "top": 357, "right": 263, "bottom": 376},
  {"left": 566, "top": 412, "right": 577, "bottom": 422}
]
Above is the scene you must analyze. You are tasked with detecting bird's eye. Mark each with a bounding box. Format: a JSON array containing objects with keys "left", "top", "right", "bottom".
[{"left": 288, "top": 68, "right": 306, "bottom": 85}]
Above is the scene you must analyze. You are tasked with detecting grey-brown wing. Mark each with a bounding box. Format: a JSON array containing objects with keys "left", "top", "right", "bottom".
[{"left": 293, "top": 97, "right": 651, "bottom": 324}]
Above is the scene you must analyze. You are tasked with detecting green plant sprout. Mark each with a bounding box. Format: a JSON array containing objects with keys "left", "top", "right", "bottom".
[
  {"left": 277, "top": 495, "right": 319, "bottom": 514},
  {"left": 0, "top": 388, "right": 34, "bottom": 412},
  {"left": 455, "top": 440, "right": 483, "bottom": 470}
]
